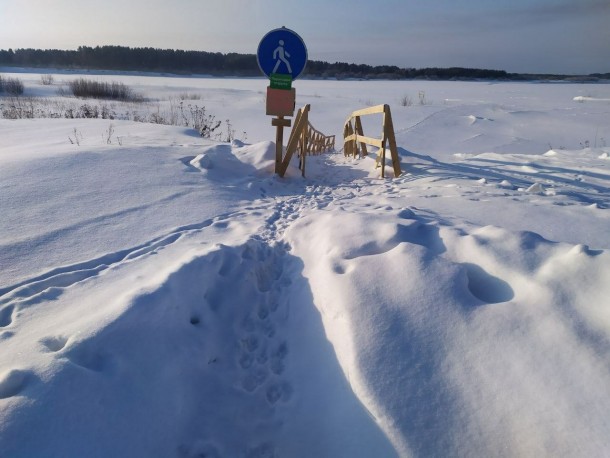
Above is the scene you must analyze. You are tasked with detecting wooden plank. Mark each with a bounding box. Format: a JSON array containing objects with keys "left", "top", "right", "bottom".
[
  {"left": 344, "top": 134, "right": 383, "bottom": 148},
  {"left": 279, "top": 104, "right": 310, "bottom": 177},
  {"left": 354, "top": 116, "right": 368, "bottom": 157},
  {"left": 286, "top": 106, "right": 305, "bottom": 166},
  {"left": 286, "top": 107, "right": 304, "bottom": 153},
  {"left": 381, "top": 142, "right": 387, "bottom": 178},
  {"left": 272, "top": 118, "right": 292, "bottom": 127},
  {"left": 380, "top": 109, "right": 388, "bottom": 178},
  {"left": 349, "top": 104, "right": 386, "bottom": 117},
  {"left": 301, "top": 128, "right": 307, "bottom": 177},
  {"left": 383, "top": 105, "right": 402, "bottom": 177},
  {"left": 273, "top": 116, "right": 286, "bottom": 173},
  {"left": 347, "top": 121, "right": 356, "bottom": 156},
  {"left": 344, "top": 121, "right": 354, "bottom": 157}
]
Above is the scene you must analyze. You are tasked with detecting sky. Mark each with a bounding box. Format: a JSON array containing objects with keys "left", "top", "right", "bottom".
[{"left": 0, "top": 0, "right": 609, "bottom": 74}]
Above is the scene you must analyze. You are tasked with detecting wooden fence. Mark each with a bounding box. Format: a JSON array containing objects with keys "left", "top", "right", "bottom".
[
  {"left": 302, "top": 122, "right": 335, "bottom": 156},
  {"left": 343, "top": 104, "right": 401, "bottom": 178},
  {"left": 277, "top": 105, "right": 335, "bottom": 177}
]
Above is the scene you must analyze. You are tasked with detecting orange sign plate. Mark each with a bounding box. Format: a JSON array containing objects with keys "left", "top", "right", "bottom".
[{"left": 266, "top": 87, "right": 296, "bottom": 117}]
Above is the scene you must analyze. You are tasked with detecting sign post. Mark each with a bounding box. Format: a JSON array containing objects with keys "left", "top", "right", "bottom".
[{"left": 257, "top": 27, "right": 308, "bottom": 174}]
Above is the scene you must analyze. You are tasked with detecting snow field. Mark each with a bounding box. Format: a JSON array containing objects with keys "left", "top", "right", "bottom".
[{"left": 1, "top": 75, "right": 610, "bottom": 456}]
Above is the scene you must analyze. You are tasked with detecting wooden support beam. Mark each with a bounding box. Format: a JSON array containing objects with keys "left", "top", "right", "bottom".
[
  {"left": 278, "top": 104, "right": 310, "bottom": 177},
  {"left": 344, "top": 121, "right": 355, "bottom": 157},
  {"left": 384, "top": 105, "right": 402, "bottom": 178},
  {"left": 354, "top": 116, "right": 368, "bottom": 157}
]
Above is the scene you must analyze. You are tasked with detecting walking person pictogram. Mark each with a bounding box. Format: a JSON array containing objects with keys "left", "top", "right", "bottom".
[
  {"left": 257, "top": 27, "right": 307, "bottom": 79},
  {"left": 272, "top": 40, "right": 292, "bottom": 74}
]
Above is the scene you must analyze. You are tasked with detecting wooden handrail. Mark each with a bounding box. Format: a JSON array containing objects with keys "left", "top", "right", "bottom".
[
  {"left": 301, "top": 122, "right": 335, "bottom": 156},
  {"left": 343, "top": 104, "right": 401, "bottom": 178},
  {"left": 277, "top": 105, "right": 335, "bottom": 177}
]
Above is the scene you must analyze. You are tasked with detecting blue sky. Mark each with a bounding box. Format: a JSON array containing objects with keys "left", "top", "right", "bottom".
[{"left": 1, "top": 0, "right": 608, "bottom": 74}]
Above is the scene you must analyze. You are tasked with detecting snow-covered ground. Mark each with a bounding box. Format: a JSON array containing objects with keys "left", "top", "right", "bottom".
[{"left": 1, "top": 71, "right": 610, "bottom": 457}]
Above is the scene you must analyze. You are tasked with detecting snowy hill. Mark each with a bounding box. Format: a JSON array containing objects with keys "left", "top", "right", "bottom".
[{"left": 1, "top": 74, "right": 610, "bottom": 457}]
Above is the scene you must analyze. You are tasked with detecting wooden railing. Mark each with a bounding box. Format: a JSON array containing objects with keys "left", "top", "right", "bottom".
[
  {"left": 277, "top": 104, "right": 334, "bottom": 177},
  {"left": 343, "top": 104, "right": 401, "bottom": 178},
  {"left": 301, "top": 122, "right": 335, "bottom": 156}
]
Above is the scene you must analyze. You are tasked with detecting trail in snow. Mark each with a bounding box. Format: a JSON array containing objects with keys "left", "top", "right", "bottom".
[
  {"left": 0, "top": 211, "right": 249, "bottom": 306},
  {"left": 0, "top": 143, "right": 398, "bottom": 457}
]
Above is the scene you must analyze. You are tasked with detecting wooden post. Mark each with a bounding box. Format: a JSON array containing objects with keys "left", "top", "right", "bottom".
[
  {"left": 275, "top": 117, "right": 283, "bottom": 174},
  {"left": 384, "top": 105, "right": 401, "bottom": 178},
  {"left": 354, "top": 116, "right": 367, "bottom": 157},
  {"left": 380, "top": 106, "right": 389, "bottom": 178},
  {"left": 301, "top": 125, "right": 307, "bottom": 177},
  {"left": 344, "top": 121, "right": 355, "bottom": 157},
  {"left": 272, "top": 116, "right": 291, "bottom": 174}
]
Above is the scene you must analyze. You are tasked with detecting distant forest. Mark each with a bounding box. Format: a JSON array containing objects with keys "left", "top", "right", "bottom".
[{"left": 1, "top": 46, "right": 608, "bottom": 81}]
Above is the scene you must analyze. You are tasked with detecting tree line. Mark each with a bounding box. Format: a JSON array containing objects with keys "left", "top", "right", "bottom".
[
  {"left": 0, "top": 46, "right": 257, "bottom": 76},
  {"left": 0, "top": 46, "right": 606, "bottom": 81}
]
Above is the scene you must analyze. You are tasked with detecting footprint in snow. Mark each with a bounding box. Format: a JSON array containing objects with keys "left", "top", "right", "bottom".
[
  {"left": 0, "top": 331, "right": 14, "bottom": 341},
  {"left": 241, "top": 366, "right": 269, "bottom": 392},
  {"left": 265, "top": 381, "right": 293, "bottom": 405},
  {"left": 0, "top": 369, "right": 34, "bottom": 399},
  {"left": 242, "top": 334, "right": 260, "bottom": 353},
  {"left": 239, "top": 353, "right": 255, "bottom": 370},
  {"left": 0, "top": 305, "right": 15, "bottom": 328},
  {"left": 269, "top": 341, "right": 288, "bottom": 375},
  {"left": 63, "top": 345, "right": 112, "bottom": 373},
  {"left": 217, "top": 249, "right": 241, "bottom": 277},
  {"left": 40, "top": 335, "right": 70, "bottom": 352},
  {"left": 462, "top": 263, "right": 514, "bottom": 304}
]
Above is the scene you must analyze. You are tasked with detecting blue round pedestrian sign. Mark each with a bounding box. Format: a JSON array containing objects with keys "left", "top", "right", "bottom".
[{"left": 257, "top": 27, "right": 308, "bottom": 80}]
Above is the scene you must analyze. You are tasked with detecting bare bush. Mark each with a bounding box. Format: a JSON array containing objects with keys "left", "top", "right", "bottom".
[
  {"left": 68, "top": 78, "right": 142, "bottom": 102},
  {"left": 222, "top": 119, "right": 235, "bottom": 142},
  {"left": 4, "top": 77, "right": 25, "bottom": 96},
  {"left": 0, "top": 93, "right": 242, "bottom": 142},
  {"left": 1, "top": 97, "right": 35, "bottom": 118},
  {"left": 40, "top": 74, "right": 55, "bottom": 85},
  {"left": 148, "top": 109, "right": 166, "bottom": 124},
  {"left": 179, "top": 92, "right": 201, "bottom": 100},
  {"left": 68, "top": 128, "right": 82, "bottom": 146},
  {"left": 400, "top": 95, "right": 413, "bottom": 107},
  {"left": 100, "top": 104, "right": 114, "bottom": 120},
  {"left": 105, "top": 124, "right": 114, "bottom": 144}
]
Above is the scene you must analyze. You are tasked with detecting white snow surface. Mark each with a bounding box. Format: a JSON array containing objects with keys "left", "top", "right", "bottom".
[{"left": 1, "top": 73, "right": 610, "bottom": 457}]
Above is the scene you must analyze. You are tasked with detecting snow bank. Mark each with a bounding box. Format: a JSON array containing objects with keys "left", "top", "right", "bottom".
[
  {"left": 287, "top": 205, "right": 610, "bottom": 456},
  {"left": 573, "top": 96, "right": 610, "bottom": 103}
]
